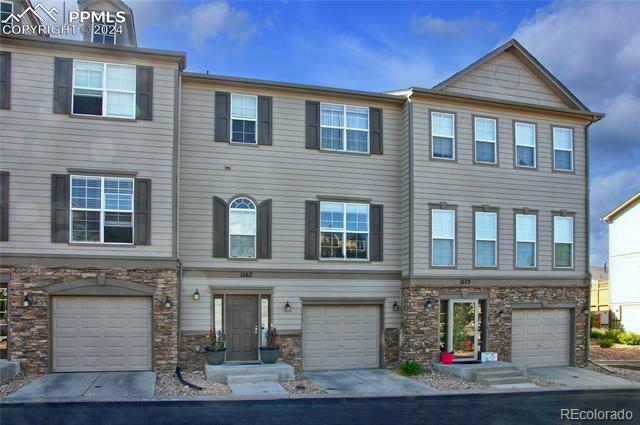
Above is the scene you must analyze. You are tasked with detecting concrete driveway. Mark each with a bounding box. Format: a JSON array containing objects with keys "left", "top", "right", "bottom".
[
  {"left": 528, "top": 367, "right": 640, "bottom": 389},
  {"left": 7, "top": 372, "right": 156, "bottom": 401},
  {"left": 305, "top": 369, "right": 435, "bottom": 396}
]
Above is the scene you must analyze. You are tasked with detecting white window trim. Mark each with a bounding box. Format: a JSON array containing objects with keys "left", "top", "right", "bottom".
[
  {"left": 71, "top": 60, "right": 136, "bottom": 119},
  {"left": 514, "top": 122, "right": 536, "bottom": 168},
  {"left": 474, "top": 117, "right": 497, "bottom": 164},
  {"left": 91, "top": 22, "right": 117, "bottom": 45},
  {"left": 228, "top": 197, "right": 257, "bottom": 258},
  {"left": 431, "top": 111, "right": 455, "bottom": 160},
  {"left": 319, "top": 202, "right": 370, "bottom": 261},
  {"left": 475, "top": 211, "right": 497, "bottom": 268},
  {"left": 553, "top": 127, "right": 574, "bottom": 171},
  {"left": 230, "top": 94, "right": 258, "bottom": 144},
  {"left": 553, "top": 216, "right": 574, "bottom": 268},
  {"left": 515, "top": 214, "right": 537, "bottom": 268},
  {"left": 431, "top": 209, "right": 456, "bottom": 267},
  {"left": 0, "top": 0, "right": 13, "bottom": 21},
  {"left": 69, "top": 175, "right": 135, "bottom": 245},
  {"left": 320, "top": 103, "right": 370, "bottom": 154}
]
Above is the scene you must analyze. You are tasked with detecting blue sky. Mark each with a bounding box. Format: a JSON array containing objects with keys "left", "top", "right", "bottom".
[{"left": 46, "top": 0, "right": 640, "bottom": 265}]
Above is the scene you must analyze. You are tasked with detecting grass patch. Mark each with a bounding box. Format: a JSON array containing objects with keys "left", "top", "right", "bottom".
[{"left": 397, "top": 360, "right": 425, "bottom": 376}]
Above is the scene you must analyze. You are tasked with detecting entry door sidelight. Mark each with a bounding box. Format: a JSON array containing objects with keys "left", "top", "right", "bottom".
[
  {"left": 226, "top": 295, "right": 259, "bottom": 361},
  {"left": 447, "top": 300, "right": 479, "bottom": 362}
]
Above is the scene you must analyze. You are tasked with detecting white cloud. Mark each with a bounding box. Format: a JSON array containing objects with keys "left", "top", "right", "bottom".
[{"left": 412, "top": 14, "right": 498, "bottom": 38}]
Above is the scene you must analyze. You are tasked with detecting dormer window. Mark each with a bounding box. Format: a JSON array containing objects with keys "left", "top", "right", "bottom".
[
  {"left": 92, "top": 21, "right": 117, "bottom": 45},
  {"left": 1, "top": 0, "right": 13, "bottom": 33}
]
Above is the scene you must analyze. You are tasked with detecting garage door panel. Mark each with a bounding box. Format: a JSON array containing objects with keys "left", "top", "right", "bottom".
[{"left": 512, "top": 308, "right": 571, "bottom": 368}]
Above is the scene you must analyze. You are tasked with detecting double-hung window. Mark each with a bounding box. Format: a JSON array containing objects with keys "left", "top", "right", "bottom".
[
  {"left": 320, "top": 103, "right": 369, "bottom": 153},
  {"left": 515, "top": 214, "right": 536, "bottom": 268},
  {"left": 231, "top": 94, "right": 257, "bottom": 143},
  {"left": 554, "top": 216, "right": 574, "bottom": 268},
  {"left": 553, "top": 127, "right": 573, "bottom": 171},
  {"left": 320, "top": 202, "right": 369, "bottom": 259},
  {"left": 1, "top": 1, "right": 12, "bottom": 33},
  {"left": 70, "top": 176, "right": 134, "bottom": 244},
  {"left": 91, "top": 21, "right": 116, "bottom": 45},
  {"left": 474, "top": 117, "right": 497, "bottom": 164},
  {"left": 431, "top": 112, "right": 455, "bottom": 159},
  {"left": 431, "top": 209, "right": 455, "bottom": 266},
  {"left": 475, "top": 211, "right": 497, "bottom": 267},
  {"left": 515, "top": 122, "right": 536, "bottom": 167},
  {"left": 72, "top": 60, "right": 136, "bottom": 118},
  {"left": 229, "top": 197, "right": 256, "bottom": 258}
]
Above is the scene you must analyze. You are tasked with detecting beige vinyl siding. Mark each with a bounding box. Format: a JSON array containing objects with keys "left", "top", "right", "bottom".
[
  {"left": 441, "top": 51, "right": 568, "bottom": 109},
  {"left": 399, "top": 102, "right": 412, "bottom": 277},
  {"left": 0, "top": 47, "right": 178, "bottom": 257},
  {"left": 410, "top": 100, "right": 587, "bottom": 276},
  {"left": 179, "top": 275, "right": 401, "bottom": 332},
  {"left": 179, "top": 82, "right": 402, "bottom": 271}
]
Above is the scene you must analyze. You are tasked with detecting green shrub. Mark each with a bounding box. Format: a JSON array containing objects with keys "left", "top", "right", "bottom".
[
  {"left": 604, "top": 328, "right": 622, "bottom": 341},
  {"left": 618, "top": 332, "right": 640, "bottom": 345},
  {"left": 590, "top": 328, "right": 607, "bottom": 339},
  {"left": 397, "top": 360, "right": 424, "bottom": 376},
  {"left": 598, "top": 337, "right": 616, "bottom": 348}
]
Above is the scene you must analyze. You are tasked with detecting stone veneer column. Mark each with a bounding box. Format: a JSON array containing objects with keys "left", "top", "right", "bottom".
[{"left": 399, "top": 287, "right": 441, "bottom": 365}]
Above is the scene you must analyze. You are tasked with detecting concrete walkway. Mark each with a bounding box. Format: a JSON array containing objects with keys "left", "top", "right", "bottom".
[
  {"left": 8, "top": 372, "right": 157, "bottom": 401},
  {"left": 305, "top": 369, "right": 436, "bottom": 396},
  {"left": 528, "top": 366, "right": 640, "bottom": 389}
]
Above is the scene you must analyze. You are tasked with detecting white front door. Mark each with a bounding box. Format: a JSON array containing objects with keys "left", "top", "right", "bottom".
[{"left": 447, "top": 300, "right": 479, "bottom": 362}]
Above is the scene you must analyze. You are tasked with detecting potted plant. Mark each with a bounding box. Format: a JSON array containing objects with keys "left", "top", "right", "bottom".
[
  {"left": 440, "top": 348, "right": 454, "bottom": 364},
  {"left": 259, "top": 326, "right": 279, "bottom": 364},
  {"left": 204, "top": 329, "right": 226, "bottom": 365}
]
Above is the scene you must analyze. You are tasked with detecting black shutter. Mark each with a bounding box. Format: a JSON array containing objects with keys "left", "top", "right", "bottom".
[
  {"left": 257, "top": 95, "right": 273, "bottom": 145},
  {"left": 305, "top": 101, "right": 320, "bottom": 149},
  {"left": 257, "top": 199, "right": 272, "bottom": 259},
  {"left": 0, "top": 52, "right": 10, "bottom": 110},
  {"left": 305, "top": 200, "right": 319, "bottom": 260},
  {"left": 213, "top": 196, "right": 228, "bottom": 257},
  {"left": 370, "top": 204, "right": 384, "bottom": 261},
  {"left": 134, "top": 178, "right": 151, "bottom": 245},
  {"left": 136, "top": 65, "right": 153, "bottom": 120},
  {"left": 53, "top": 57, "right": 73, "bottom": 114},
  {"left": 215, "top": 92, "right": 231, "bottom": 142},
  {"left": 0, "top": 172, "right": 8, "bottom": 241},
  {"left": 51, "top": 174, "right": 69, "bottom": 243},
  {"left": 370, "top": 107, "right": 383, "bottom": 154}
]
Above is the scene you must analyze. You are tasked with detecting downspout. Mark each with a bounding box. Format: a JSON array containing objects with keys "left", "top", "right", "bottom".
[{"left": 584, "top": 117, "right": 595, "bottom": 366}]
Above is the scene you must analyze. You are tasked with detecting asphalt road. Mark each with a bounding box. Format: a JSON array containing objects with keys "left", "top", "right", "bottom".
[{"left": 1, "top": 390, "right": 639, "bottom": 425}]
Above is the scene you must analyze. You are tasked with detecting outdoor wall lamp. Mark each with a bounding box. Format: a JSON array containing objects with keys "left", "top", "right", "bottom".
[
  {"left": 193, "top": 289, "right": 200, "bottom": 301},
  {"left": 497, "top": 309, "right": 505, "bottom": 318},
  {"left": 424, "top": 299, "right": 434, "bottom": 310},
  {"left": 22, "top": 292, "right": 30, "bottom": 307},
  {"left": 284, "top": 301, "right": 292, "bottom": 313},
  {"left": 393, "top": 301, "right": 400, "bottom": 312},
  {"left": 164, "top": 296, "right": 172, "bottom": 308},
  {"left": 582, "top": 308, "right": 590, "bottom": 316}
]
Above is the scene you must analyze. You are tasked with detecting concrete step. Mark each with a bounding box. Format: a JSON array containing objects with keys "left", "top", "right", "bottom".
[
  {"left": 473, "top": 369, "right": 523, "bottom": 380},
  {"left": 478, "top": 375, "right": 529, "bottom": 386},
  {"left": 205, "top": 361, "right": 295, "bottom": 383},
  {"left": 226, "top": 373, "right": 281, "bottom": 385}
]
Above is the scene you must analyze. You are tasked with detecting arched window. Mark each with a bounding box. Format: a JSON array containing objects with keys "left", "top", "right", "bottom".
[{"left": 229, "top": 197, "right": 256, "bottom": 258}]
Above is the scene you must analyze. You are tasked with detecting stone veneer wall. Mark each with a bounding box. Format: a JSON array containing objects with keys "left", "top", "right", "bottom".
[
  {"left": 179, "top": 332, "right": 207, "bottom": 370},
  {"left": 277, "top": 334, "right": 302, "bottom": 371},
  {"left": 384, "top": 328, "right": 400, "bottom": 367},
  {"left": 2, "top": 266, "right": 178, "bottom": 374},
  {"left": 400, "top": 286, "right": 589, "bottom": 367}
]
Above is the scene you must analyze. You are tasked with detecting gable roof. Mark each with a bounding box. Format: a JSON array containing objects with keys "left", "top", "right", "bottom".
[
  {"left": 432, "top": 39, "right": 589, "bottom": 112},
  {"left": 603, "top": 192, "right": 640, "bottom": 222}
]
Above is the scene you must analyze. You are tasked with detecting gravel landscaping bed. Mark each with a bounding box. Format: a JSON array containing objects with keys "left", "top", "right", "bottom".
[
  {"left": 281, "top": 374, "right": 326, "bottom": 395},
  {"left": 407, "top": 370, "right": 489, "bottom": 391},
  {"left": 590, "top": 341, "right": 640, "bottom": 361},
  {"left": 527, "top": 375, "right": 564, "bottom": 388},
  {"left": 0, "top": 373, "right": 42, "bottom": 398},
  {"left": 155, "top": 371, "right": 231, "bottom": 397},
  {"left": 588, "top": 363, "right": 640, "bottom": 384}
]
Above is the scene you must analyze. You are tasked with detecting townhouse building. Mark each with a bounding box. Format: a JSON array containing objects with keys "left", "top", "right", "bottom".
[{"left": 0, "top": 0, "right": 603, "bottom": 374}]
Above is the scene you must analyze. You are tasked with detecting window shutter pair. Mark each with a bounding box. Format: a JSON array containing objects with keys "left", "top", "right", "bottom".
[
  {"left": 305, "top": 101, "right": 384, "bottom": 154},
  {"left": 212, "top": 196, "right": 272, "bottom": 258},
  {"left": 214, "top": 92, "right": 273, "bottom": 145},
  {"left": 50, "top": 175, "right": 151, "bottom": 245},
  {"left": 0, "top": 172, "right": 8, "bottom": 241},
  {"left": 304, "top": 201, "right": 384, "bottom": 261},
  {"left": 0, "top": 52, "right": 11, "bottom": 110},
  {"left": 53, "top": 57, "right": 153, "bottom": 119}
]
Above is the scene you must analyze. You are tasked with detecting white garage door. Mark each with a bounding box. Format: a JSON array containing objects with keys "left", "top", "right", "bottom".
[
  {"left": 303, "top": 305, "right": 380, "bottom": 371},
  {"left": 512, "top": 308, "right": 571, "bottom": 368},
  {"left": 52, "top": 296, "right": 152, "bottom": 372}
]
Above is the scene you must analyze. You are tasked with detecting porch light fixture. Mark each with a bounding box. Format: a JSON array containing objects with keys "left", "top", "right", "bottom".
[
  {"left": 193, "top": 289, "right": 200, "bottom": 301},
  {"left": 393, "top": 301, "right": 400, "bottom": 312},
  {"left": 164, "top": 296, "right": 172, "bottom": 308},
  {"left": 22, "top": 293, "right": 30, "bottom": 307},
  {"left": 497, "top": 309, "right": 505, "bottom": 318},
  {"left": 582, "top": 308, "right": 590, "bottom": 316},
  {"left": 424, "top": 299, "right": 434, "bottom": 310},
  {"left": 284, "top": 301, "right": 292, "bottom": 313}
]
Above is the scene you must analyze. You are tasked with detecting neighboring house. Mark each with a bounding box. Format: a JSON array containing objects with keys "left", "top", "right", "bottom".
[
  {"left": 0, "top": 0, "right": 605, "bottom": 374},
  {"left": 603, "top": 193, "right": 640, "bottom": 333},
  {"left": 590, "top": 266, "right": 610, "bottom": 328}
]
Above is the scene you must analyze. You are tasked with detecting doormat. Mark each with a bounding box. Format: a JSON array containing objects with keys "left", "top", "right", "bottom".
[
  {"left": 224, "top": 361, "right": 262, "bottom": 366},
  {"left": 458, "top": 361, "right": 483, "bottom": 364}
]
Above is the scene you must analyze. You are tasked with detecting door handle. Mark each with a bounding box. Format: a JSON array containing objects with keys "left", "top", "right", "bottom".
[{"left": 254, "top": 325, "right": 258, "bottom": 334}]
